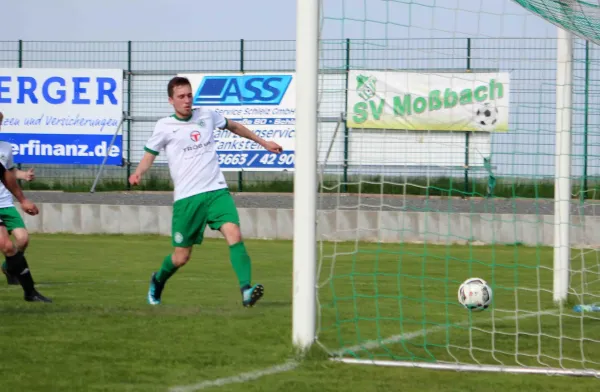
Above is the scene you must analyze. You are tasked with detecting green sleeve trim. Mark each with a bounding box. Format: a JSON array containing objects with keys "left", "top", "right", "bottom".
[
  {"left": 224, "top": 118, "right": 228, "bottom": 129},
  {"left": 144, "top": 146, "right": 159, "bottom": 156}
]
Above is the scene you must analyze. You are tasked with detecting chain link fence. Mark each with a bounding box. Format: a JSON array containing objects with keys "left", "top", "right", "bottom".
[{"left": 0, "top": 38, "right": 598, "bottom": 198}]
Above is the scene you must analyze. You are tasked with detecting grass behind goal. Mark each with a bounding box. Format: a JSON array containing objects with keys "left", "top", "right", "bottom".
[
  {"left": 310, "top": 0, "right": 600, "bottom": 377},
  {"left": 317, "top": 240, "right": 600, "bottom": 371},
  {"left": 1, "top": 234, "right": 598, "bottom": 391}
]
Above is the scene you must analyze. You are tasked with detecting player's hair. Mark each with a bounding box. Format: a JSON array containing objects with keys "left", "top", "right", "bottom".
[{"left": 167, "top": 76, "right": 192, "bottom": 98}]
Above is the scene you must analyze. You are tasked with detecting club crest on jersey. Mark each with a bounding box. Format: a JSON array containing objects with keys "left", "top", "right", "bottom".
[
  {"left": 190, "top": 130, "right": 201, "bottom": 142},
  {"left": 198, "top": 119, "right": 206, "bottom": 128}
]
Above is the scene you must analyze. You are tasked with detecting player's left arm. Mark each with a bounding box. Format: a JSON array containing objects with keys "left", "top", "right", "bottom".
[
  {"left": 223, "top": 119, "right": 283, "bottom": 154},
  {"left": 12, "top": 168, "right": 35, "bottom": 182}
]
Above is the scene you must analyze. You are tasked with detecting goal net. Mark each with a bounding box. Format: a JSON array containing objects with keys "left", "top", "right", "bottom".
[{"left": 292, "top": 0, "right": 600, "bottom": 377}]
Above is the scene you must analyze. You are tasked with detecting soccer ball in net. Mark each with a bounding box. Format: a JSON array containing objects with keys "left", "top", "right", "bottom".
[
  {"left": 473, "top": 103, "right": 499, "bottom": 131},
  {"left": 458, "top": 278, "right": 492, "bottom": 312}
]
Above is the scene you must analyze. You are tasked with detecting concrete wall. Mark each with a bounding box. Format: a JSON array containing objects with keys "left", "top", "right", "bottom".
[{"left": 17, "top": 202, "right": 600, "bottom": 248}]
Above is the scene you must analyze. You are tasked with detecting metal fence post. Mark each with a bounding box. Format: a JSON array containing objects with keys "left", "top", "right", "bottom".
[
  {"left": 17, "top": 40, "right": 23, "bottom": 174},
  {"left": 238, "top": 38, "right": 245, "bottom": 192},
  {"left": 126, "top": 40, "right": 133, "bottom": 190},
  {"left": 464, "top": 38, "right": 471, "bottom": 197},
  {"left": 582, "top": 39, "right": 590, "bottom": 202},
  {"left": 343, "top": 38, "right": 350, "bottom": 193}
]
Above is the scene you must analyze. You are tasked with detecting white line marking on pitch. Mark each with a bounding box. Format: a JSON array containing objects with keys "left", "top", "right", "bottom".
[
  {"left": 334, "top": 310, "right": 556, "bottom": 355},
  {"left": 167, "top": 310, "right": 554, "bottom": 391},
  {"left": 168, "top": 360, "right": 299, "bottom": 392}
]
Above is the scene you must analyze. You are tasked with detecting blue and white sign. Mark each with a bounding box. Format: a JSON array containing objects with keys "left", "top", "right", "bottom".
[
  {"left": 180, "top": 72, "right": 296, "bottom": 171},
  {"left": 0, "top": 68, "right": 124, "bottom": 165}
]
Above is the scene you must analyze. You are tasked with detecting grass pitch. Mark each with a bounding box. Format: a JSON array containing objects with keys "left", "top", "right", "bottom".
[{"left": 0, "top": 234, "right": 598, "bottom": 391}]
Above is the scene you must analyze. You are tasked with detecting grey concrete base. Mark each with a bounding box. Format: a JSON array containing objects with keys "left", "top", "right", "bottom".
[{"left": 15, "top": 203, "right": 600, "bottom": 248}]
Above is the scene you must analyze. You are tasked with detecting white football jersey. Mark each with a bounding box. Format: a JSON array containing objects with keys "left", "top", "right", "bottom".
[
  {"left": 144, "top": 108, "right": 229, "bottom": 201},
  {"left": 0, "top": 141, "right": 16, "bottom": 208}
]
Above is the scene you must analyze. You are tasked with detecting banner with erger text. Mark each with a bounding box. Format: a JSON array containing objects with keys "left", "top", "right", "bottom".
[{"left": 0, "top": 68, "right": 124, "bottom": 165}]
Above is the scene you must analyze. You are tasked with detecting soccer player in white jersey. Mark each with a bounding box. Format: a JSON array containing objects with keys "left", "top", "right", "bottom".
[
  {"left": 0, "top": 164, "right": 36, "bottom": 286},
  {"left": 129, "top": 76, "right": 283, "bottom": 306},
  {"left": 0, "top": 112, "right": 50, "bottom": 302}
]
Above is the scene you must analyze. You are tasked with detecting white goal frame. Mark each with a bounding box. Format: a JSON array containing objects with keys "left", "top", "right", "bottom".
[
  {"left": 292, "top": 0, "right": 319, "bottom": 350},
  {"left": 291, "top": 0, "right": 593, "bottom": 377}
]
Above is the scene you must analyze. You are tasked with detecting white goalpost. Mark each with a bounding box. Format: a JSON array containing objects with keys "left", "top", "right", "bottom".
[
  {"left": 553, "top": 27, "right": 572, "bottom": 305},
  {"left": 293, "top": 0, "right": 600, "bottom": 378},
  {"left": 292, "top": 0, "right": 319, "bottom": 350}
]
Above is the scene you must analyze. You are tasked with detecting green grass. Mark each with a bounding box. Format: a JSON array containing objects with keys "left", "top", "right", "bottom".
[
  {"left": 317, "top": 241, "right": 600, "bottom": 369},
  {"left": 20, "top": 175, "right": 175, "bottom": 193},
  {"left": 0, "top": 234, "right": 599, "bottom": 391}
]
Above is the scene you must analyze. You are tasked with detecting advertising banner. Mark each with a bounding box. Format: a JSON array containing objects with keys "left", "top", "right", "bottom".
[
  {"left": 180, "top": 72, "right": 296, "bottom": 171},
  {"left": 346, "top": 70, "right": 509, "bottom": 132},
  {"left": 0, "top": 68, "right": 124, "bottom": 165}
]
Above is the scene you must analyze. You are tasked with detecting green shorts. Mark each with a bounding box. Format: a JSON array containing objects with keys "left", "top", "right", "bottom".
[
  {"left": 171, "top": 188, "right": 240, "bottom": 247},
  {"left": 0, "top": 206, "right": 25, "bottom": 233}
]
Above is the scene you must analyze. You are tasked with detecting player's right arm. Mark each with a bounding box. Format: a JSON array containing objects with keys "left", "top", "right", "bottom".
[
  {"left": 0, "top": 162, "right": 38, "bottom": 215},
  {"left": 129, "top": 122, "right": 166, "bottom": 186},
  {"left": 129, "top": 152, "right": 157, "bottom": 186},
  {"left": 0, "top": 142, "right": 38, "bottom": 215}
]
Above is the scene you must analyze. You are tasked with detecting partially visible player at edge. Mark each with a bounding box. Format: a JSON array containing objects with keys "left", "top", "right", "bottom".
[
  {"left": 0, "top": 112, "right": 50, "bottom": 302},
  {"left": 129, "top": 76, "right": 282, "bottom": 306}
]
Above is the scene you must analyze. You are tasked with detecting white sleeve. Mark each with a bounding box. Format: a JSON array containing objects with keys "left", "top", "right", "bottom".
[
  {"left": 144, "top": 122, "right": 167, "bottom": 156},
  {"left": 5, "top": 148, "right": 14, "bottom": 170},
  {"left": 210, "top": 110, "right": 228, "bottom": 129}
]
